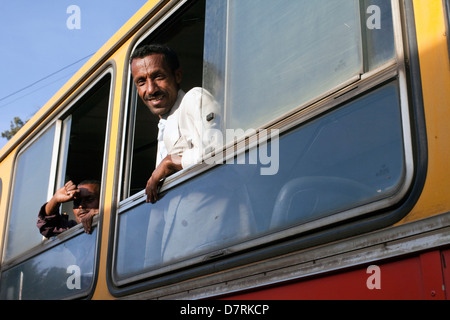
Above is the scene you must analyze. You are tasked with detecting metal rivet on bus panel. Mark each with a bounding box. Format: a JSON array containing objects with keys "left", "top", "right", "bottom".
[{"left": 431, "top": 290, "right": 436, "bottom": 297}]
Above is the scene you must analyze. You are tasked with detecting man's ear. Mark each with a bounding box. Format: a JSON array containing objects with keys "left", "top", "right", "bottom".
[{"left": 175, "top": 67, "right": 183, "bottom": 85}]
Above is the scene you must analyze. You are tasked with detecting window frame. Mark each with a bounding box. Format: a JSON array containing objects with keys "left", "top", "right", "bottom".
[
  {"left": 118, "top": 0, "right": 205, "bottom": 202},
  {"left": 3, "top": 123, "right": 59, "bottom": 262},
  {"left": 119, "top": 0, "right": 412, "bottom": 206},
  {"left": 0, "top": 178, "right": 2, "bottom": 214},
  {"left": 444, "top": 0, "right": 450, "bottom": 59},
  {"left": 222, "top": 0, "right": 365, "bottom": 132},
  {"left": 111, "top": 0, "right": 422, "bottom": 291},
  {"left": 0, "top": 65, "right": 115, "bottom": 299}
]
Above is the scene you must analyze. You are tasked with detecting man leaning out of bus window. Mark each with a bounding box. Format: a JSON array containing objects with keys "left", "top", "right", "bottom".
[
  {"left": 130, "top": 44, "right": 256, "bottom": 263},
  {"left": 37, "top": 180, "right": 100, "bottom": 237},
  {"left": 130, "top": 43, "right": 221, "bottom": 204}
]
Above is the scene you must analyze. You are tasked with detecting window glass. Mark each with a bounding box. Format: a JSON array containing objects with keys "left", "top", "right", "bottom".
[
  {"left": 5, "top": 74, "right": 110, "bottom": 262},
  {"left": 0, "top": 229, "right": 96, "bottom": 300},
  {"left": 204, "top": 0, "right": 363, "bottom": 132},
  {"left": 5, "top": 125, "right": 56, "bottom": 261},
  {"left": 362, "top": 0, "right": 395, "bottom": 70},
  {"left": 114, "top": 81, "right": 405, "bottom": 281},
  {"left": 447, "top": 0, "right": 450, "bottom": 27},
  {"left": 203, "top": 0, "right": 396, "bottom": 138}
]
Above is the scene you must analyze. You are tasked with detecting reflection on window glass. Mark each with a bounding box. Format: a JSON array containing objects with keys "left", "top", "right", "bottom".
[
  {"left": 114, "top": 81, "right": 405, "bottom": 280},
  {"left": 0, "top": 230, "right": 96, "bottom": 300},
  {"left": 203, "top": 0, "right": 396, "bottom": 135},
  {"left": 204, "top": 0, "right": 363, "bottom": 131},
  {"left": 447, "top": 0, "right": 450, "bottom": 27},
  {"left": 269, "top": 82, "right": 404, "bottom": 228},
  {"left": 5, "top": 125, "right": 56, "bottom": 261},
  {"left": 362, "top": 0, "right": 395, "bottom": 70}
]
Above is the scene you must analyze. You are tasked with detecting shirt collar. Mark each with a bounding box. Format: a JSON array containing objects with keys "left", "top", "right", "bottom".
[{"left": 160, "top": 89, "right": 185, "bottom": 120}]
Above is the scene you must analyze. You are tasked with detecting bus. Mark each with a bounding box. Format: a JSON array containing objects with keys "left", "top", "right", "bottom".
[{"left": 0, "top": 0, "right": 449, "bottom": 300}]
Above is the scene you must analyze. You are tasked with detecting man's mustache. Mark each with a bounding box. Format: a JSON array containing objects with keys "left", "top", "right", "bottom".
[{"left": 145, "top": 91, "right": 165, "bottom": 101}]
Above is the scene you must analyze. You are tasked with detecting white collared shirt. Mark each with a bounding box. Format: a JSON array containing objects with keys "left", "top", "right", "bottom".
[
  {"left": 169, "top": 87, "right": 222, "bottom": 169},
  {"left": 156, "top": 90, "right": 185, "bottom": 166}
]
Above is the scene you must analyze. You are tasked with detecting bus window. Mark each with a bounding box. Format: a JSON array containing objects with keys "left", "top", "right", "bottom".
[
  {"left": 203, "top": 0, "right": 395, "bottom": 133},
  {"left": 361, "top": 0, "right": 395, "bottom": 70},
  {"left": 63, "top": 78, "right": 109, "bottom": 184},
  {"left": 0, "top": 230, "right": 96, "bottom": 300},
  {"left": 57, "top": 75, "right": 110, "bottom": 221},
  {"left": 1, "top": 71, "right": 111, "bottom": 299},
  {"left": 5, "top": 124, "right": 57, "bottom": 261},
  {"left": 113, "top": 0, "right": 410, "bottom": 288},
  {"left": 114, "top": 80, "right": 407, "bottom": 282},
  {"left": 122, "top": 0, "right": 205, "bottom": 199}
]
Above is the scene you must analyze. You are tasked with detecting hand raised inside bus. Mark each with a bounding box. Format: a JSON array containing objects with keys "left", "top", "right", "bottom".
[
  {"left": 45, "top": 180, "right": 80, "bottom": 215},
  {"left": 42, "top": 180, "right": 100, "bottom": 234}
]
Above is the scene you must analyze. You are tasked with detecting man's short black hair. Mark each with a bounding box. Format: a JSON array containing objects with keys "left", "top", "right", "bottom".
[
  {"left": 78, "top": 180, "right": 101, "bottom": 197},
  {"left": 129, "top": 43, "right": 180, "bottom": 73},
  {"left": 78, "top": 179, "right": 100, "bottom": 187}
]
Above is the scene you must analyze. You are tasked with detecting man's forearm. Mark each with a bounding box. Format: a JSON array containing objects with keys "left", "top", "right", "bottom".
[
  {"left": 44, "top": 198, "right": 61, "bottom": 216},
  {"left": 161, "top": 154, "right": 183, "bottom": 176},
  {"left": 146, "top": 154, "right": 182, "bottom": 203}
]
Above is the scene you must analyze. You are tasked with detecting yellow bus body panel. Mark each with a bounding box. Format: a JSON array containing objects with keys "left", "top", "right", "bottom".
[{"left": 401, "top": 0, "right": 450, "bottom": 224}]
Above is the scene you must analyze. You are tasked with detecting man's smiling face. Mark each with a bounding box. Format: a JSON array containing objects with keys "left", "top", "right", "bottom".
[{"left": 131, "top": 53, "right": 182, "bottom": 118}]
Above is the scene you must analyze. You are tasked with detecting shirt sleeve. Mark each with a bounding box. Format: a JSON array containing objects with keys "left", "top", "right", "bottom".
[
  {"left": 37, "top": 203, "right": 77, "bottom": 238},
  {"left": 170, "top": 88, "right": 223, "bottom": 169}
]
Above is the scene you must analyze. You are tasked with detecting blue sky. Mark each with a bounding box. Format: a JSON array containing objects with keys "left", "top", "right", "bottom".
[{"left": 0, "top": 0, "right": 148, "bottom": 150}]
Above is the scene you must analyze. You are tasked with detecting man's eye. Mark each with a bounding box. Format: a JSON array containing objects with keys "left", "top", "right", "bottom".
[{"left": 135, "top": 78, "right": 146, "bottom": 86}]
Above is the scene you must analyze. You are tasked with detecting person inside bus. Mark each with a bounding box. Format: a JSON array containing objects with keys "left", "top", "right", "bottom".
[
  {"left": 130, "top": 43, "right": 221, "bottom": 204},
  {"left": 130, "top": 44, "right": 256, "bottom": 263},
  {"left": 37, "top": 180, "right": 100, "bottom": 237}
]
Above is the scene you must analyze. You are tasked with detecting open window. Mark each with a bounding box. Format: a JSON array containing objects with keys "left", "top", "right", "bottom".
[
  {"left": 56, "top": 75, "right": 110, "bottom": 221},
  {"left": 1, "top": 71, "right": 111, "bottom": 299},
  {"left": 122, "top": 0, "right": 205, "bottom": 199}
]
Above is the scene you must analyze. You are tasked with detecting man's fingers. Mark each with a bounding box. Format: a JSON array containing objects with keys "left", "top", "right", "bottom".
[
  {"left": 145, "top": 179, "right": 158, "bottom": 204},
  {"left": 81, "top": 213, "right": 93, "bottom": 234},
  {"left": 65, "top": 181, "right": 77, "bottom": 192},
  {"left": 145, "top": 186, "right": 156, "bottom": 203},
  {"left": 64, "top": 182, "right": 79, "bottom": 199},
  {"left": 151, "top": 188, "right": 158, "bottom": 203}
]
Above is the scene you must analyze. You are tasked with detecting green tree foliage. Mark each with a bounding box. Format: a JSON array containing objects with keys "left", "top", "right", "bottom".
[{"left": 1, "top": 117, "right": 26, "bottom": 140}]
